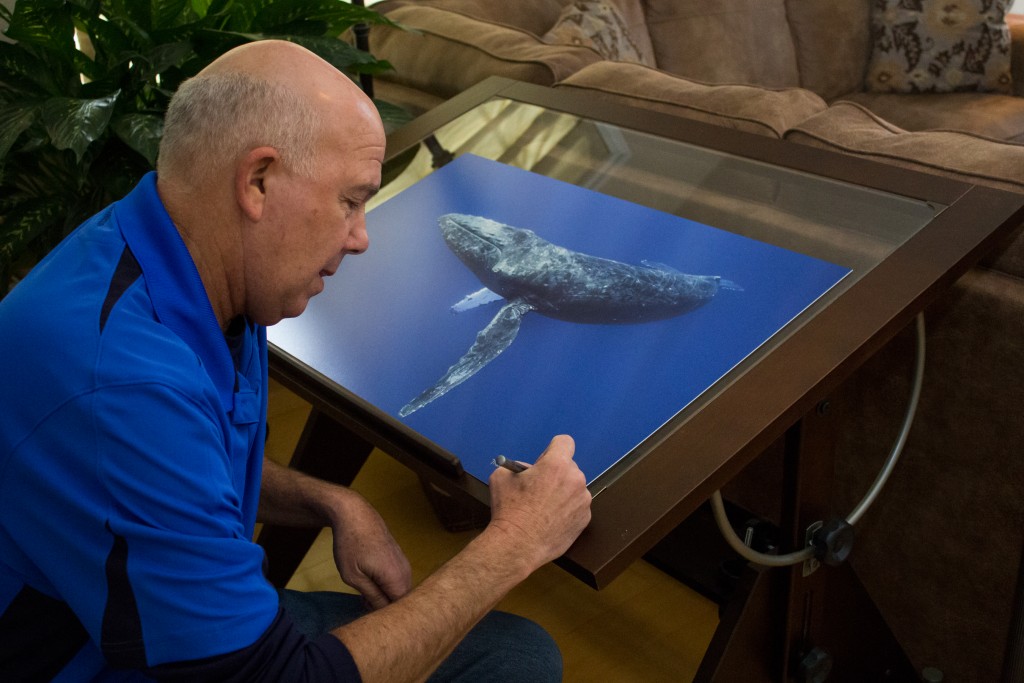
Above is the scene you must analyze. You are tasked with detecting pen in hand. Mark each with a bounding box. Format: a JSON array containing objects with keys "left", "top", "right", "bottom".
[{"left": 493, "top": 455, "right": 527, "bottom": 473}]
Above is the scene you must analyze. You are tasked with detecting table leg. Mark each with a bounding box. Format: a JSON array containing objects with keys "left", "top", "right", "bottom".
[
  {"left": 256, "top": 408, "right": 374, "bottom": 589},
  {"left": 776, "top": 403, "right": 915, "bottom": 682},
  {"left": 687, "top": 403, "right": 916, "bottom": 681},
  {"left": 777, "top": 405, "right": 834, "bottom": 680}
]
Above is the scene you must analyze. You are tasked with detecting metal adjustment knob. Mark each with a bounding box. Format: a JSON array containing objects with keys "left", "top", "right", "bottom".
[
  {"left": 797, "top": 646, "right": 833, "bottom": 683},
  {"left": 811, "top": 518, "right": 855, "bottom": 567}
]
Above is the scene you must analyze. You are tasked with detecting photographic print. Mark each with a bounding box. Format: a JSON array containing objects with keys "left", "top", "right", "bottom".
[{"left": 269, "top": 154, "right": 851, "bottom": 485}]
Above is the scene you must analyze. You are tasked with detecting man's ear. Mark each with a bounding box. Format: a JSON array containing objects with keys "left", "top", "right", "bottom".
[{"left": 236, "top": 146, "right": 281, "bottom": 222}]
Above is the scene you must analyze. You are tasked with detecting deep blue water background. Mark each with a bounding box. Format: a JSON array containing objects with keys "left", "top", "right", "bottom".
[{"left": 268, "top": 154, "right": 851, "bottom": 485}]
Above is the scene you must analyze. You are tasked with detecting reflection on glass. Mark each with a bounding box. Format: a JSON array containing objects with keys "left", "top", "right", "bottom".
[{"left": 378, "top": 99, "right": 944, "bottom": 277}]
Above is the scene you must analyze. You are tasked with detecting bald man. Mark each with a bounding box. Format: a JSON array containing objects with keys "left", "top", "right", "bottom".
[{"left": 0, "top": 41, "right": 591, "bottom": 682}]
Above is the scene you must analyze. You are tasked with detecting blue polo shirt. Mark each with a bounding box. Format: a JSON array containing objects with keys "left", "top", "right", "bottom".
[{"left": 0, "top": 174, "right": 358, "bottom": 680}]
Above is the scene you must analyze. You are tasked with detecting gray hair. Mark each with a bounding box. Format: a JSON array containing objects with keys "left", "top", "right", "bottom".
[{"left": 157, "top": 71, "right": 323, "bottom": 183}]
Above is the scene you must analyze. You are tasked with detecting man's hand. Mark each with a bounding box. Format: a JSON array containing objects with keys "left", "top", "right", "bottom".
[
  {"left": 486, "top": 435, "right": 592, "bottom": 572},
  {"left": 327, "top": 489, "right": 412, "bottom": 610},
  {"left": 258, "top": 458, "right": 411, "bottom": 609},
  {"left": 330, "top": 435, "right": 591, "bottom": 682}
]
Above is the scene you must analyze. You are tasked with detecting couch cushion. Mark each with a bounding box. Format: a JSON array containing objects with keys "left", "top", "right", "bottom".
[
  {"left": 841, "top": 90, "right": 1024, "bottom": 141},
  {"left": 542, "top": 0, "right": 657, "bottom": 66},
  {"left": 372, "top": 80, "right": 447, "bottom": 120},
  {"left": 378, "top": 0, "right": 572, "bottom": 37},
  {"left": 785, "top": 0, "right": 873, "bottom": 101},
  {"left": 555, "top": 61, "right": 827, "bottom": 138},
  {"left": 371, "top": 3, "right": 601, "bottom": 99},
  {"left": 865, "top": 0, "right": 1013, "bottom": 94},
  {"left": 641, "top": 0, "right": 800, "bottom": 87},
  {"left": 784, "top": 101, "right": 1024, "bottom": 277}
]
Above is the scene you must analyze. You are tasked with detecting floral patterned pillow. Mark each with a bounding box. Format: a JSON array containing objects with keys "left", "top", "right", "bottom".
[
  {"left": 542, "top": 0, "right": 657, "bottom": 67},
  {"left": 866, "top": 0, "right": 1012, "bottom": 94}
]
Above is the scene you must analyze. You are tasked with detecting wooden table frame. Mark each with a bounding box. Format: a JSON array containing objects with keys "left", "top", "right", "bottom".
[{"left": 258, "top": 78, "right": 1024, "bottom": 681}]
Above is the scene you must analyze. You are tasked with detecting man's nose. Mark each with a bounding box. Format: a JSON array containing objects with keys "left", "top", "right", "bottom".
[{"left": 346, "top": 216, "right": 369, "bottom": 255}]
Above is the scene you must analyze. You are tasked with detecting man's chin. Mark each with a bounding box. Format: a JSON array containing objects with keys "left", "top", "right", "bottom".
[
  {"left": 261, "top": 299, "right": 311, "bottom": 327},
  {"left": 285, "top": 298, "right": 312, "bottom": 320}
]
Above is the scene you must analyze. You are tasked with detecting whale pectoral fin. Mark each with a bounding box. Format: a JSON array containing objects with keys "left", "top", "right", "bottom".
[
  {"left": 451, "top": 287, "right": 504, "bottom": 313},
  {"left": 399, "top": 302, "right": 533, "bottom": 417}
]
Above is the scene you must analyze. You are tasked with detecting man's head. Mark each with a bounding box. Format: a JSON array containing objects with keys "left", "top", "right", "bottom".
[
  {"left": 157, "top": 69, "right": 324, "bottom": 186},
  {"left": 157, "top": 40, "right": 385, "bottom": 328}
]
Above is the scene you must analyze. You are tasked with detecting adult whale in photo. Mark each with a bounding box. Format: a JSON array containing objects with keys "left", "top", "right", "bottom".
[{"left": 399, "top": 213, "right": 741, "bottom": 417}]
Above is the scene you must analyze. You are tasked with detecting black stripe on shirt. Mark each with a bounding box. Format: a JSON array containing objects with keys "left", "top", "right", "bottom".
[
  {"left": 99, "top": 246, "right": 142, "bottom": 333},
  {"left": 145, "top": 607, "right": 361, "bottom": 682},
  {"left": 101, "top": 522, "right": 147, "bottom": 669}
]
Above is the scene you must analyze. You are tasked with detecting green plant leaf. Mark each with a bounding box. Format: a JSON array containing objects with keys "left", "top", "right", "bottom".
[
  {"left": 189, "top": 0, "right": 212, "bottom": 19},
  {"left": 41, "top": 91, "right": 120, "bottom": 162},
  {"left": 151, "top": 0, "right": 191, "bottom": 30},
  {"left": 0, "top": 102, "right": 41, "bottom": 159},
  {"left": 144, "top": 41, "right": 197, "bottom": 74},
  {"left": 1, "top": 0, "right": 410, "bottom": 298},
  {"left": 252, "top": 0, "right": 393, "bottom": 33},
  {"left": 111, "top": 113, "right": 163, "bottom": 166},
  {"left": 6, "top": 0, "right": 76, "bottom": 55},
  {"left": 0, "top": 198, "right": 64, "bottom": 278},
  {"left": 0, "top": 42, "right": 58, "bottom": 98},
  {"left": 74, "top": 9, "right": 135, "bottom": 65},
  {"left": 240, "top": 33, "right": 394, "bottom": 76},
  {"left": 100, "top": 1, "right": 155, "bottom": 50},
  {"left": 102, "top": 0, "right": 188, "bottom": 34},
  {"left": 373, "top": 98, "right": 413, "bottom": 129}
]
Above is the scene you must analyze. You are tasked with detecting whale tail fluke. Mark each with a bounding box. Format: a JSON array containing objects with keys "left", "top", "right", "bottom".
[{"left": 400, "top": 301, "right": 534, "bottom": 416}]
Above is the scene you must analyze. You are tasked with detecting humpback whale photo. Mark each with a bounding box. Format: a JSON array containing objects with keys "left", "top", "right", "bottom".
[
  {"left": 268, "top": 153, "right": 852, "bottom": 484},
  {"left": 399, "top": 213, "right": 741, "bottom": 417}
]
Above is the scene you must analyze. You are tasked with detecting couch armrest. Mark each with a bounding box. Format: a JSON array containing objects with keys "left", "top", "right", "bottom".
[
  {"left": 1009, "top": 14, "right": 1024, "bottom": 97},
  {"left": 784, "top": 101, "right": 1024, "bottom": 277},
  {"left": 371, "top": 3, "right": 600, "bottom": 100}
]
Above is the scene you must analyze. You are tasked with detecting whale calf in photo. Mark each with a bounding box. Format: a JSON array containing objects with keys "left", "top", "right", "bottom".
[{"left": 399, "top": 213, "right": 740, "bottom": 417}]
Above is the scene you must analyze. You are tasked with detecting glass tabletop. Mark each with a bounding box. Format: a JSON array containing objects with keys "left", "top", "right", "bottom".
[{"left": 270, "top": 96, "right": 946, "bottom": 491}]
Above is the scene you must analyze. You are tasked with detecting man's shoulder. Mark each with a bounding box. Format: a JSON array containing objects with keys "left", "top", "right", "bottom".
[
  {"left": 0, "top": 228, "right": 214, "bottom": 427},
  {"left": 96, "top": 290, "right": 211, "bottom": 393}
]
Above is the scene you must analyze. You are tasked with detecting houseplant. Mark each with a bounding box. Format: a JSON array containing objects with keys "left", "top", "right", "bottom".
[{"left": 0, "top": 0, "right": 408, "bottom": 296}]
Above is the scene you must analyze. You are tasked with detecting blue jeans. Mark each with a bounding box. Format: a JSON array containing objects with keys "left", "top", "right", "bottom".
[{"left": 279, "top": 589, "right": 562, "bottom": 682}]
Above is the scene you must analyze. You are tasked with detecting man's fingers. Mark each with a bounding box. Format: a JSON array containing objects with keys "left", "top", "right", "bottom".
[
  {"left": 357, "top": 580, "right": 391, "bottom": 611},
  {"left": 535, "top": 434, "right": 575, "bottom": 463}
]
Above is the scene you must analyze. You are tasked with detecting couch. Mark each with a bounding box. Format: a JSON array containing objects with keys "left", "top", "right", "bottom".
[{"left": 367, "top": 1, "right": 1024, "bottom": 680}]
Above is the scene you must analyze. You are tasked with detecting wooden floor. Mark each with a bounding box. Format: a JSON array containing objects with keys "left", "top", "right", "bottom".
[{"left": 266, "top": 379, "right": 719, "bottom": 682}]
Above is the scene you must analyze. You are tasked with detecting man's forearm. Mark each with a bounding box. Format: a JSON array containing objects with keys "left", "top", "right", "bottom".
[
  {"left": 331, "top": 524, "right": 532, "bottom": 683},
  {"left": 263, "top": 435, "right": 591, "bottom": 681},
  {"left": 261, "top": 455, "right": 532, "bottom": 681},
  {"left": 257, "top": 457, "right": 345, "bottom": 527}
]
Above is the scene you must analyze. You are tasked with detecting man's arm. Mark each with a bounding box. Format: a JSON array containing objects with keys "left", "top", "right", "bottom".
[
  {"left": 259, "top": 458, "right": 413, "bottom": 607},
  {"left": 331, "top": 435, "right": 591, "bottom": 683}
]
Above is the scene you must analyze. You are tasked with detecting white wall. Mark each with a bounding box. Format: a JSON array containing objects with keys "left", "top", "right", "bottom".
[{"left": 1013, "top": 0, "right": 1023, "bottom": 15}]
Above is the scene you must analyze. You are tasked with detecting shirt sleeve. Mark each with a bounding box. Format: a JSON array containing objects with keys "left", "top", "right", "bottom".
[
  {"left": 91, "top": 378, "right": 279, "bottom": 667},
  {"left": 144, "top": 608, "right": 362, "bottom": 683}
]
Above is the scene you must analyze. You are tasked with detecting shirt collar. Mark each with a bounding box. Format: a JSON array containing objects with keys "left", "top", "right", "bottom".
[{"left": 113, "top": 172, "right": 236, "bottom": 413}]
